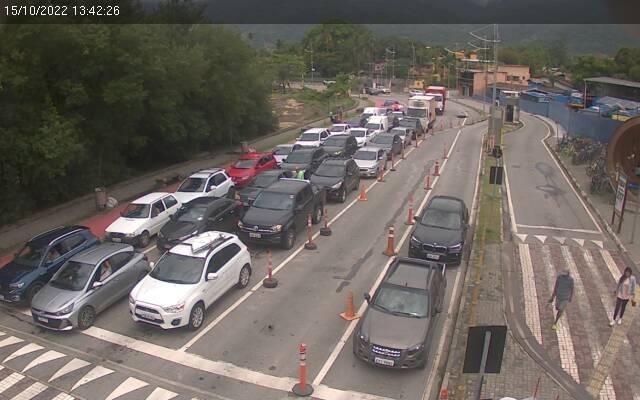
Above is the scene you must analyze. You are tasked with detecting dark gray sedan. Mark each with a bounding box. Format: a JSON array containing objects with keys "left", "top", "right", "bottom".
[{"left": 31, "top": 242, "right": 150, "bottom": 330}]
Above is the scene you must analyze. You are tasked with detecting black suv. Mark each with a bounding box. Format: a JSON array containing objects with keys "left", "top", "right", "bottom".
[
  {"left": 280, "top": 147, "right": 327, "bottom": 179},
  {"left": 0, "top": 226, "right": 100, "bottom": 304},
  {"left": 409, "top": 196, "right": 469, "bottom": 266},
  {"left": 157, "top": 197, "right": 240, "bottom": 251},
  {"left": 353, "top": 257, "right": 446, "bottom": 369},
  {"left": 310, "top": 158, "right": 360, "bottom": 203},
  {"left": 238, "top": 179, "right": 326, "bottom": 249},
  {"left": 321, "top": 134, "right": 359, "bottom": 158}
]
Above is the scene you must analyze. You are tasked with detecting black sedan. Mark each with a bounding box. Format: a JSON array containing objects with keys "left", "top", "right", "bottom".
[
  {"left": 237, "top": 170, "right": 293, "bottom": 207},
  {"left": 367, "top": 134, "right": 403, "bottom": 160},
  {"left": 157, "top": 197, "right": 240, "bottom": 251},
  {"left": 280, "top": 147, "right": 327, "bottom": 179},
  {"left": 409, "top": 196, "right": 469, "bottom": 266},
  {"left": 321, "top": 134, "right": 359, "bottom": 158}
]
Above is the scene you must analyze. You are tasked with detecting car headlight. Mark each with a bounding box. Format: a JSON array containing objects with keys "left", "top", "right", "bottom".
[
  {"left": 162, "top": 302, "right": 185, "bottom": 313},
  {"left": 407, "top": 344, "right": 424, "bottom": 355},
  {"left": 270, "top": 224, "right": 283, "bottom": 233},
  {"left": 358, "top": 332, "right": 370, "bottom": 345},
  {"left": 410, "top": 236, "right": 422, "bottom": 246},
  {"left": 449, "top": 243, "right": 463, "bottom": 252},
  {"left": 237, "top": 221, "right": 244, "bottom": 228},
  {"left": 9, "top": 282, "right": 24, "bottom": 289},
  {"left": 129, "top": 295, "right": 135, "bottom": 304},
  {"left": 125, "top": 232, "right": 137, "bottom": 238},
  {"left": 331, "top": 182, "right": 342, "bottom": 190},
  {"left": 57, "top": 303, "right": 74, "bottom": 315}
]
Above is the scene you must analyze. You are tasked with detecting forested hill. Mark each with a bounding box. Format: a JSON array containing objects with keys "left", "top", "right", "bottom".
[{"left": 230, "top": 24, "right": 639, "bottom": 55}]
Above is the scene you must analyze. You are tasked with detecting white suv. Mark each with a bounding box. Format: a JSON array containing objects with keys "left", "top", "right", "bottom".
[
  {"left": 295, "top": 128, "right": 331, "bottom": 147},
  {"left": 129, "top": 232, "right": 252, "bottom": 330},
  {"left": 173, "top": 168, "right": 235, "bottom": 204}
]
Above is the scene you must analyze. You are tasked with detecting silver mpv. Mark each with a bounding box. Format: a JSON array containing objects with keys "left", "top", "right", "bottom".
[{"left": 31, "top": 242, "right": 150, "bottom": 330}]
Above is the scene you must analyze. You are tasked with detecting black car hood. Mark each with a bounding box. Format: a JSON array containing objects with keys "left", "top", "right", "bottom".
[
  {"left": 242, "top": 207, "right": 292, "bottom": 226},
  {"left": 238, "top": 186, "right": 264, "bottom": 202},
  {"left": 412, "top": 223, "right": 463, "bottom": 247},
  {"left": 160, "top": 220, "right": 201, "bottom": 240},
  {"left": 309, "top": 175, "right": 343, "bottom": 189},
  {"left": 280, "top": 162, "right": 310, "bottom": 171},
  {"left": 360, "top": 307, "right": 431, "bottom": 349},
  {"left": 322, "top": 146, "right": 344, "bottom": 156},
  {"left": 0, "top": 261, "right": 36, "bottom": 285}
]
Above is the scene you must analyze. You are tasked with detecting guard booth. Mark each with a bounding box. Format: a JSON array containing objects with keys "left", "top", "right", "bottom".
[{"left": 500, "top": 91, "right": 520, "bottom": 123}]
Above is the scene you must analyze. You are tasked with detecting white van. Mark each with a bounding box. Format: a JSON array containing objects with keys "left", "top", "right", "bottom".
[{"left": 364, "top": 115, "right": 390, "bottom": 136}]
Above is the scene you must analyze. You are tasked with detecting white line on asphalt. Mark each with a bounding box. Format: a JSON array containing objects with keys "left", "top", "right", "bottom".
[
  {"left": 468, "top": 124, "right": 484, "bottom": 226},
  {"left": 179, "top": 135, "right": 420, "bottom": 352},
  {"left": 519, "top": 243, "right": 543, "bottom": 344},
  {"left": 142, "top": 246, "right": 156, "bottom": 254},
  {"left": 539, "top": 120, "right": 602, "bottom": 234},
  {"left": 515, "top": 224, "right": 601, "bottom": 234},
  {"left": 313, "top": 121, "right": 467, "bottom": 387},
  {"left": 600, "top": 249, "right": 622, "bottom": 282},
  {"left": 503, "top": 150, "right": 518, "bottom": 234}
]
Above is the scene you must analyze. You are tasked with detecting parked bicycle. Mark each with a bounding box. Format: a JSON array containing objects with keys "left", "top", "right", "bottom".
[{"left": 590, "top": 172, "right": 613, "bottom": 194}]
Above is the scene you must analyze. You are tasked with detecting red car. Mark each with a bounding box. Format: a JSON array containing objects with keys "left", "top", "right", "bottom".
[{"left": 226, "top": 152, "right": 278, "bottom": 188}]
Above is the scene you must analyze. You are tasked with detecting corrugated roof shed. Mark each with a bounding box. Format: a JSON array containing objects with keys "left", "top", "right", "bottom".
[{"left": 585, "top": 77, "right": 640, "bottom": 89}]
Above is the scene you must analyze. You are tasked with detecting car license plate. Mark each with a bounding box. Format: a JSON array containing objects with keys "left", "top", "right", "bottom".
[
  {"left": 426, "top": 253, "right": 440, "bottom": 260},
  {"left": 374, "top": 357, "right": 394, "bottom": 367},
  {"left": 37, "top": 316, "right": 48, "bottom": 323},
  {"left": 112, "top": 237, "right": 122, "bottom": 243},
  {"left": 249, "top": 232, "right": 261, "bottom": 238},
  {"left": 136, "top": 311, "right": 157, "bottom": 320}
]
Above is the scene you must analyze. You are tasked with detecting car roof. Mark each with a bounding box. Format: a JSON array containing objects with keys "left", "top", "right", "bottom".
[
  {"left": 322, "top": 158, "right": 349, "bottom": 166},
  {"left": 358, "top": 146, "right": 383, "bottom": 152},
  {"left": 29, "top": 225, "right": 91, "bottom": 246},
  {"left": 263, "top": 179, "right": 308, "bottom": 194},
  {"left": 303, "top": 128, "right": 325, "bottom": 134},
  {"left": 71, "top": 242, "right": 133, "bottom": 264},
  {"left": 351, "top": 126, "right": 367, "bottom": 130},
  {"left": 170, "top": 231, "right": 236, "bottom": 258},
  {"left": 428, "top": 195, "right": 465, "bottom": 212},
  {"left": 132, "top": 192, "right": 171, "bottom": 204},
  {"left": 325, "top": 134, "right": 350, "bottom": 139},
  {"left": 332, "top": 123, "right": 349, "bottom": 127},
  {"left": 289, "top": 147, "right": 317, "bottom": 154},
  {"left": 386, "top": 262, "right": 430, "bottom": 290},
  {"left": 367, "top": 116, "right": 386, "bottom": 122},
  {"left": 184, "top": 197, "right": 230, "bottom": 208},
  {"left": 238, "top": 152, "right": 267, "bottom": 160}
]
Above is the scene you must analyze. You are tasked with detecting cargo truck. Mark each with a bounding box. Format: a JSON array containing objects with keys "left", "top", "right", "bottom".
[
  {"left": 425, "top": 86, "right": 447, "bottom": 115},
  {"left": 406, "top": 95, "right": 436, "bottom": 133}
]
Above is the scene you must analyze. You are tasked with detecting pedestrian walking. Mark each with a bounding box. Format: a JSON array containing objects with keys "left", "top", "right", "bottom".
[
  {"left": 610, "top": 267, "right": 636, "bottom": 326},
  {"left": 548, "top": 268, "right": 574, "bottom": 330}
]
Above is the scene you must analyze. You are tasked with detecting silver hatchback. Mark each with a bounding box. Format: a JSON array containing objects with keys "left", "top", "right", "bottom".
[{"left": 31, "top": 242, "right": 150, "bottom": 330}]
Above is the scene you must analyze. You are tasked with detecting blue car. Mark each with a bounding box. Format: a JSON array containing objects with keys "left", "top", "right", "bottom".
[{"left": 0, "top": 226, "right": 100, "bottom": 305}]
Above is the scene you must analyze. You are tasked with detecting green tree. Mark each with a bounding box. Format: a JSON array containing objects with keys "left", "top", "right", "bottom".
[{"left": 266, "top": 52, "right": 305, "bottom": 93}]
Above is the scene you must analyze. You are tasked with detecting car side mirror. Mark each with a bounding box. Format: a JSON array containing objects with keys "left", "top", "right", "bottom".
[
  {"left": 364, "top": 293, "right": 371, "bottom": 303},
  {"left": 92, "top": 281, "right": 104, "bottom": 289},
  {"left": 210, "top": 185, "right": 216, "bottom": 190},
  {"left": 207, "top": 272, "right": 218, "bottom": 281},
  {"left": 149, "top": 261, "right": 155, "bottom": 268},
  {"left": 414, "top": 215, "right": 421, "bottom": 223}
]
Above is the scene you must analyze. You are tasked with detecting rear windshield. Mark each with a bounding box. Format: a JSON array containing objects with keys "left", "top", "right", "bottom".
[
  {"left": 284, "top": 152, "right": 313, "bottom": 164},
  {"left": 233, "top": 159, "right": 257, "bottom": 169},
  {"left": 354, "top": 150, "right": 376, "bottom": 160},
  {"left": 365, "top": 123, "right": 381, "bottom": 130},
  {"left": 351, "top": 129, "right": 367, "bottom": 137},
  {"left": 324, "top": 137, "right": 347, "bottom": 147},
  {"left": 330, "top": 126, "right": 346, "bottom": 132},
  {"left": 252, "top": 191, "right": 294, "bottom": 211},
  {"left": 299, "top": 133, "right": 319, "bottom": 141},
  {"left": 371, "top": 135, "right": 393, "bottom": 145}
]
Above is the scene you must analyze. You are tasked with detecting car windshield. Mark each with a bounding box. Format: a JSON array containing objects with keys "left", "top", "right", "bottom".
[
  {"left": 251, "top": 174, "right": 278, "bottom": 188},
  {"left": 371, "top": 135, "right": 393, "bottom": 145},
  {"left": 421, "top": 208, "right": 462, "bottom": 230},
  {"left": 122, "top": 203, "right": 150, "bottom": 218},
  {"left": 365, "top": 123, "right": 381, "bottom": 130},
  {"left": 13, "top": 244, "right": 45, "bottom": 268},
  {"left": 323, "top": 137, "right": 347, "bottom": 147},
  {"left": 374, "top": 284, "right": 429, "bottom": 318},
  {"left": 49, "top": 261, "right": 95, "bottom": 291},
  {"left": 178, "top": 177, "right": 207, "bottom": 193},
  {"left": 284, "top": 152, "right": 313, "bottom": 164},
  {"left": 299, "top": 133, "right": 319, "bottom": 141},
  {"left": 351, "top": 129, "right": 367, "bottom": 137},
  {"left": 399, "top": 119, "right": 415, "bottom": 127},
  {"left": 233, "top": 159, "right": 257, "bottom": 169},
  {"left": 314, "top": 164, "right": 344, "bottom": 177},
  {"left": 354, "top": 150, "right": 376, "bottom": 160},
  {"left": 407, "top": 108, "right": 427, "bottom": 118},
  {"left": 175, "top": 204, "right": 208, "bottom": 223},
  {"left": 391, "top": 129, "right": 406, "bottom": 136},
  {"left": 274, "top": 146, "right": 292, "bottom": 155},
  {"left": 150, "top": 253, "right": 204, "bottom": 285},
  {"left": 330, "top": 126, "right": 346, "bottom": 132},
  {"left": 252, "top": 191, "right": 294, "bottom": 210}
]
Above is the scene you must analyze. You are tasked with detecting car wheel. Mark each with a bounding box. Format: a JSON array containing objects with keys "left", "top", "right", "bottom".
[
  {"left": 77, "top": 306, "right": 96, "bottom": 330},
  {"left": 236, "top": 264, "right": 251, "bottom": 289},
  {"left": 339, "top": 186, "right": 347, "bottom": 203},
  {"left": 25, "top": 282, "right": 44, "bottom": 305},
  {"left": 188, "top": 302, "right": 205, "bottom": 330},
  {"left": 138, "top": 231, "right": 150, "bottom": 248},
  {"left": 227, "top": 187, "right": 237, "bottom": 199},
  {"left": 312, "top": 206, "right": 322, "bottom": 224},
  {"left": 281, "top": 229, "right": 295, "bottom": 250}
]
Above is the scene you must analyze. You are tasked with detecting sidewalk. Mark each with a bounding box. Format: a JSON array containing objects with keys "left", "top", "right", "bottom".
[{"left": 0, "top": 97, "right": 368, "bottom": 265}]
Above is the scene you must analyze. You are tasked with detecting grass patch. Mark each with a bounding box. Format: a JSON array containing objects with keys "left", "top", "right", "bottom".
[
  {"left": 477, "top": 151, "right": 503, "bottom": 245},
  {"left": 502, "top": 121, "right": 523, "bottom": 135}
]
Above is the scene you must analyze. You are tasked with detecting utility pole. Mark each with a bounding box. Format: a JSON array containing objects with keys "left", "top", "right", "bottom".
[{"left": 305, "top": 48, "right": 314, "bottom": 82}]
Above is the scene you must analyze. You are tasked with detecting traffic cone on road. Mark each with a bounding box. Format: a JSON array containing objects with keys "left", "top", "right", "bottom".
[
  {"left": 443, "top": 143, "right": 448, "bottom": 159},
  {"left": 319, "top": 208, "right": 331, "bottom": 236},
  {"left": 433, "top": 161, "right": 440, "bottom": 176},
  {"left": 358, "top": 186, "right": 367, "bottom": 201},
  {"left": 424, "top": 173, "right": 431, "bottom": 190},
  {"left": 405, "top": 196, "right": 415, "bottom": 225},
  {"left": 377, "top": 166, "right": 385, "bottom": 183},
  {"left": 262, "top": 250, "right": 278, "bottom": 288},
  {"left": 340, "top": 290, "right": 359, "bottom": 321},
  {"left": 401, "top": 145, "right": 406, "bottom": 160},
  {"left": 304, "top": 214, "right": 317, "bottom": 250},
  {"left": 383, "top": 226, "right": 397, "bottom": 257},
  {"left": 390, "top": 153, "right": 396, "bottom": 171}
]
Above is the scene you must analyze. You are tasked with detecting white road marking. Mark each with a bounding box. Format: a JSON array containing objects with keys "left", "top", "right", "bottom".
[
  {"left": 3, "top": 342, "right": 43, "bottom": 363},
  {"left": 70, "top": 365, "right": 114, "bottom": 391},
  {"left": 468, "top": 119, "right": 483, "bottom": 226},
  {"left": 554, "top": 236, "right": 566, "bottom": 244},
  {"left": 49, "top": 358, "right": 91, "bottom": 382},
  {"left": 515, "top": 233, "right": 528, "bottom": 242},
  {"left": 534, "top": 235, "right": 547, "bottom": 244},
  {"left": 22, "top": 350, "right": 66, "bottom": 373},
  {"left": 104, "top": 377, "right": 149, "bottom": 400},
  {"left": 145, "top": 387, "right": 179, "bottom": 400},
  {"left": 516, "top": 224, "right": 600, "bottom": 234},
  {"left": 600, "top": 250, "right": 622, "bottom": 281},
  {"left": 518, "top": 244, "right": 543, "bottom": 344},
  {"left": 591, "top": 240, "right": 604, "bottom": 249},
  {"left": 51, "top": 394, "right": 76, "bottom": 400},
  {"left": 573, "top": 238, "right": 585, "bottom": 247},
  {"left": 13, "top": 381, "right": 47, "bottom": 400},
  {"left": 503, "top": 149, "right": 518, "bottom": 234},
  {"left": 0, "top": 372, "right": 24, "bottom": 394},
  {"left": 539, "top": 120, "right": 602, "bottom": 234},
  {"left": 142, "top": 246, "right": 156, "bottom": 254},
  {"left": 0, "top": 331, "right": 4, "bottom": 336},
  {"left": 0, "top": 336, "right": 23, "bottom": 349}
]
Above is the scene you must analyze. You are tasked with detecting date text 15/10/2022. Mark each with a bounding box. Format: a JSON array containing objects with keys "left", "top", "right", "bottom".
[{"left": 4, "top": 4, "right": 120, "bottom": 17}]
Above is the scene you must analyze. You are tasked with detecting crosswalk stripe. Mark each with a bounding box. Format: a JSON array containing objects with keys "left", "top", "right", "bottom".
[
  {"left": 49, "top": 358, "right": 91, "bottom": 382},
  {"left": 553, "top": 236, "right": 566, "bottom": 244},
  {"left": 22, "top": 350, "right": 66, "bottom": 373},
  {"left": 12, "top": 381, "right": 47, "bottom": 400},
  {"left": 3, "top": 343, "right": 44, "bottom": 363},
  {"left": 518, "top": 243, "right": 543, "bottom": 344},
  {"left": 572, "top": 238, "right": 585, "bottom": 247},
  {"left": 534, "top": 235, "right": 547, "bottom": 243},
  {"left": 600, "top": 250, "right": 621, "bottom": 281},
  {"left": 515, "top": 233, "right": 528, "bottom": 242},
  {"left": 145, "top": 387, "right": 179, "bottom": 400},
  {"left": 51, "top": 393, "right": 76, "bottom": 400},
  {"left": 70, "top": 365, "right": 114, "bottom": 391},
  {"left": 591, "top": 239, "right": 604, "bottom": 249},
  {"left": 104, "top": 377, "right": 149, "bottom": 400},
  {"left": 0, "top": 336, "right": 24, "bottom": 349},
  {"left": 0, "top": 372, "right": 25, "bottom": 394}
]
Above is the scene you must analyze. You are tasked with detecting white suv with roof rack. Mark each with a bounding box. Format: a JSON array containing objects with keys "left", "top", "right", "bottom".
[
  {"left": 173, "top": 168, "right": 235, "bottom": 204},
  {"left": 129, "top": 231, "right": 252, "bottom": 330}
]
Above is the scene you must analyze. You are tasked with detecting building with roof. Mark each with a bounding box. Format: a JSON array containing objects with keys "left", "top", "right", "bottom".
[
  {"left": 459, "top": 64, "right": 530, "bottom": 97},
  {"left": 585, "top": 77, "right": 640, "bottom": 103}
]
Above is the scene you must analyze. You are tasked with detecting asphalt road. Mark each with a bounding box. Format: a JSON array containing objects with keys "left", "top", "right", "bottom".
[{"left": 0, "top": 94, "right": 485, "bottom": 400}]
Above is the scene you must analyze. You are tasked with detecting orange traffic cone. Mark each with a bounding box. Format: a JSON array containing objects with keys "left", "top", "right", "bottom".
[
  {"left": 424, "top": 173, "right": 431, "bottom": 190},
  {"left": 390, "top": 153, "right": 396, "bottom": 171},
  {"left": 377, "top": 165, "right": 385, "bottom": 182},
  {"left": 262, "top": 250, "right": 278, "bottom": 288},
  {"left": 358, "top": 186, "right": 367, "bottom": 201},
  {"left": 383, "top": 226, "right": 397, "bottom": 256},
  {"left": 339, "top": 290, "right": 359, "bottom": 321},
  {"left": 433, "top": 161, "right": 440, "bottom": 176},
  {"left": 443, "top": 143, "right": 448, "bottom": 159},
  {"left": 405, "top": 196, "right": 415, "bottom": 225},
  {"left": 401, "top": 145, "right": 406, "bottom": 160},
  {"left": 304, "top": 213, "right": 317, "bottom": 250}
]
